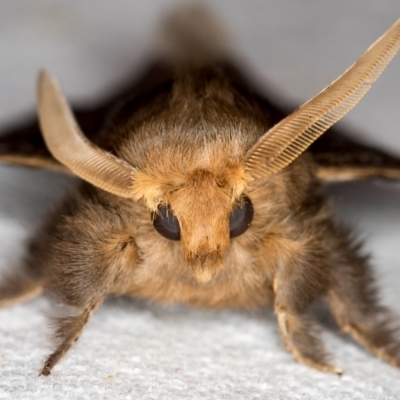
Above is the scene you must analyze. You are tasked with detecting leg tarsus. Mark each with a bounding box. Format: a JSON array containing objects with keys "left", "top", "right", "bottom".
[
  {"left": 39, "top": 302, "right": 100, "bottom": 376},
  {"left": 328, "top": 291, "right": 400, "bottom": 369},
  {"left": 324, "top": 223, "right": 400, "bottom": 369},
  {"left": 0, "top": 275, "right": 43, "bottom": 307},
  {"left": 276, "top": 310, "right": 342, "bottom": 375}
]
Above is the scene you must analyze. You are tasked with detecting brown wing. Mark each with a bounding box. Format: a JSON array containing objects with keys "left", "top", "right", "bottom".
[
  {"left": 0, "top": 107, "right": 107, "bottom": 173},
  {"left": 222, "top": 66, "right": 400, "bottom": 183},
  {"left": 2, "top": 59, "right": 400, "bottom": 182},
  {"left": 219, "top": 63, "right": 400, "bottom": 183},
  {"left": 0, "top": 116, "right": 64, "bottom": 172},
  {"left": 227, "top": 69, "right": 400, "bottom": 183},
  {"left": 0, "top": 59, "right": 285, "bottom": 174},
  {"left": 0, "top": 61, "right": 174, "bottom": 173},
  {"left": 309, "top": 129, "right": 400, "bottom": 182}
]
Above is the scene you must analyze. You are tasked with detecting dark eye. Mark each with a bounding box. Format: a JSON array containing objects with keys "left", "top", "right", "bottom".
[
  {"left": 153, "top": 205, "right": 181, "bottom": 241},
  {"left": 229, "top": 195, "right": 254, "bottom": 238}
]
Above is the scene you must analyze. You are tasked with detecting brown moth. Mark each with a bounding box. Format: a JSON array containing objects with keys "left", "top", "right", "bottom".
[{"left": 1, "top": 8, "right": 400, "bottom": 376}]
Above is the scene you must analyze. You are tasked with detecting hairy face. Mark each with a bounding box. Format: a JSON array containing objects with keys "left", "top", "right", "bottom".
[
  {"left": 167, "top": 169, "right": 232, "bottom": 282},
  {"left": 134, "top": 162, "right": 253, "bottom": 282}
]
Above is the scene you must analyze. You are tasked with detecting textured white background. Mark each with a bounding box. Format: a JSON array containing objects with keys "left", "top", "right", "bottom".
[{"left": 1, "top": 1, "right": 400, "bottom": 399}]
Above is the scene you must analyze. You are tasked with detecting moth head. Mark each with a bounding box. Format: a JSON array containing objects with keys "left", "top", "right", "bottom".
[
  {"left": 36, "top": 71, "right": 254, "bottom": 283},
  {"left": 37, "top": 19, "right": 400, "bottom": 282},
  {"left": 150, "top": 168, "right": 254, "bottom": 283}
]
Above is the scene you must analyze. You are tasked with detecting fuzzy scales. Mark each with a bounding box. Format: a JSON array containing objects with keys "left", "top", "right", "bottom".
[{"left": 1, "top": 1, "right": 400, "bottom": 399}]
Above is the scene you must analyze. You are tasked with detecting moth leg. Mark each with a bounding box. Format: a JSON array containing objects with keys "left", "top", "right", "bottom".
[
  {"left": 272, "top": 244, "right": 341, "bottom": 374},
  {"left": 35, "top": 195, "right": 139, "bottom": 376},
  {"left": 326, "top": 242, "right": 400, "bottom": 368},
  {"left": 274, "top": 307, "right": 341, "bottom": 374},
  {"left": 0, "top": 269, "right": 43, "bottom": 307},
  {"left": 0, "top": 284, "right": 42, "bottom": 307},
  {"left": 39, "top": 301, "right": 101, "bottom": 376},
  {"left": 328, "top": 295, "right": 400, "bottom": 368}
]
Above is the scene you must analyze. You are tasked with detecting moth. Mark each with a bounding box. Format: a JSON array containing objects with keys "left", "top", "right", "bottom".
[{"left": 1, "top": 9, "right": 400, "bottom": 376}]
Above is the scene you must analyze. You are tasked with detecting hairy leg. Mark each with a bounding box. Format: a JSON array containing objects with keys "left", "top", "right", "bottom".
[
  {"left": 0, "top": 257, "right": 44, "bottom": 307},
  {"left": 326, "top": 228, "right": 400, "bottom": 368},
  {"left": 33, "top": 193, "right": 139, "bottom": 375},
  {"left": 275, "top": 310, "right": 341, "bottom": 374},
  {"left": 272, "top": 234, "right": 341, "bottom": 374},
  {"left": 40, "top": 301, "right": 101, "bottom": 376},
  {"left": 0, "top": 277, "right": 42, "bottom": 307}
]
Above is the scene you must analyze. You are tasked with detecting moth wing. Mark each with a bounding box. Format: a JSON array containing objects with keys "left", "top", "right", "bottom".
[
  {"left": 247, "top": 87, "right": 400, "bottom": 183},
  {"left": 227, "top": 63, "right": 400, "bottom": 184},
  {"left": 217, "top": 63, "right": 400, "bottom": 184},
  {"left": 0, "top": 61, "right": 172, "bottom": 173},
  {"left": 2, "top": 57, "right": 399, "bottom": 182},
  {"left": 0, "top": 119, "right": 63, "bottom": 172},
  {"left": 0, "top": 107, "right": 106, "bottom": 173},
  {"left": 309, "top": 129, "right": 400, "bottom": 182}
]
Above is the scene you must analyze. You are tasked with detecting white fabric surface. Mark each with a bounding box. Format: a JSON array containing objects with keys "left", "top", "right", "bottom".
[{"left": 1, "top": 1, "right": 400, "bottom": 399}]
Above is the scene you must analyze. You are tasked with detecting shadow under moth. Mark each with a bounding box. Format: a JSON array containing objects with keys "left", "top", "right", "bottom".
[{"left": 1, "top": 9, "right": 400, "bottom": 376}]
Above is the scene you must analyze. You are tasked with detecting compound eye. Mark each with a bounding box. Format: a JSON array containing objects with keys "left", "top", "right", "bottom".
[
  {"left": 229, "top": 195, "right": 254, "bottom": 238},
  {"left": 153, "top": 205, "right": 181, "bottom": 241}
]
